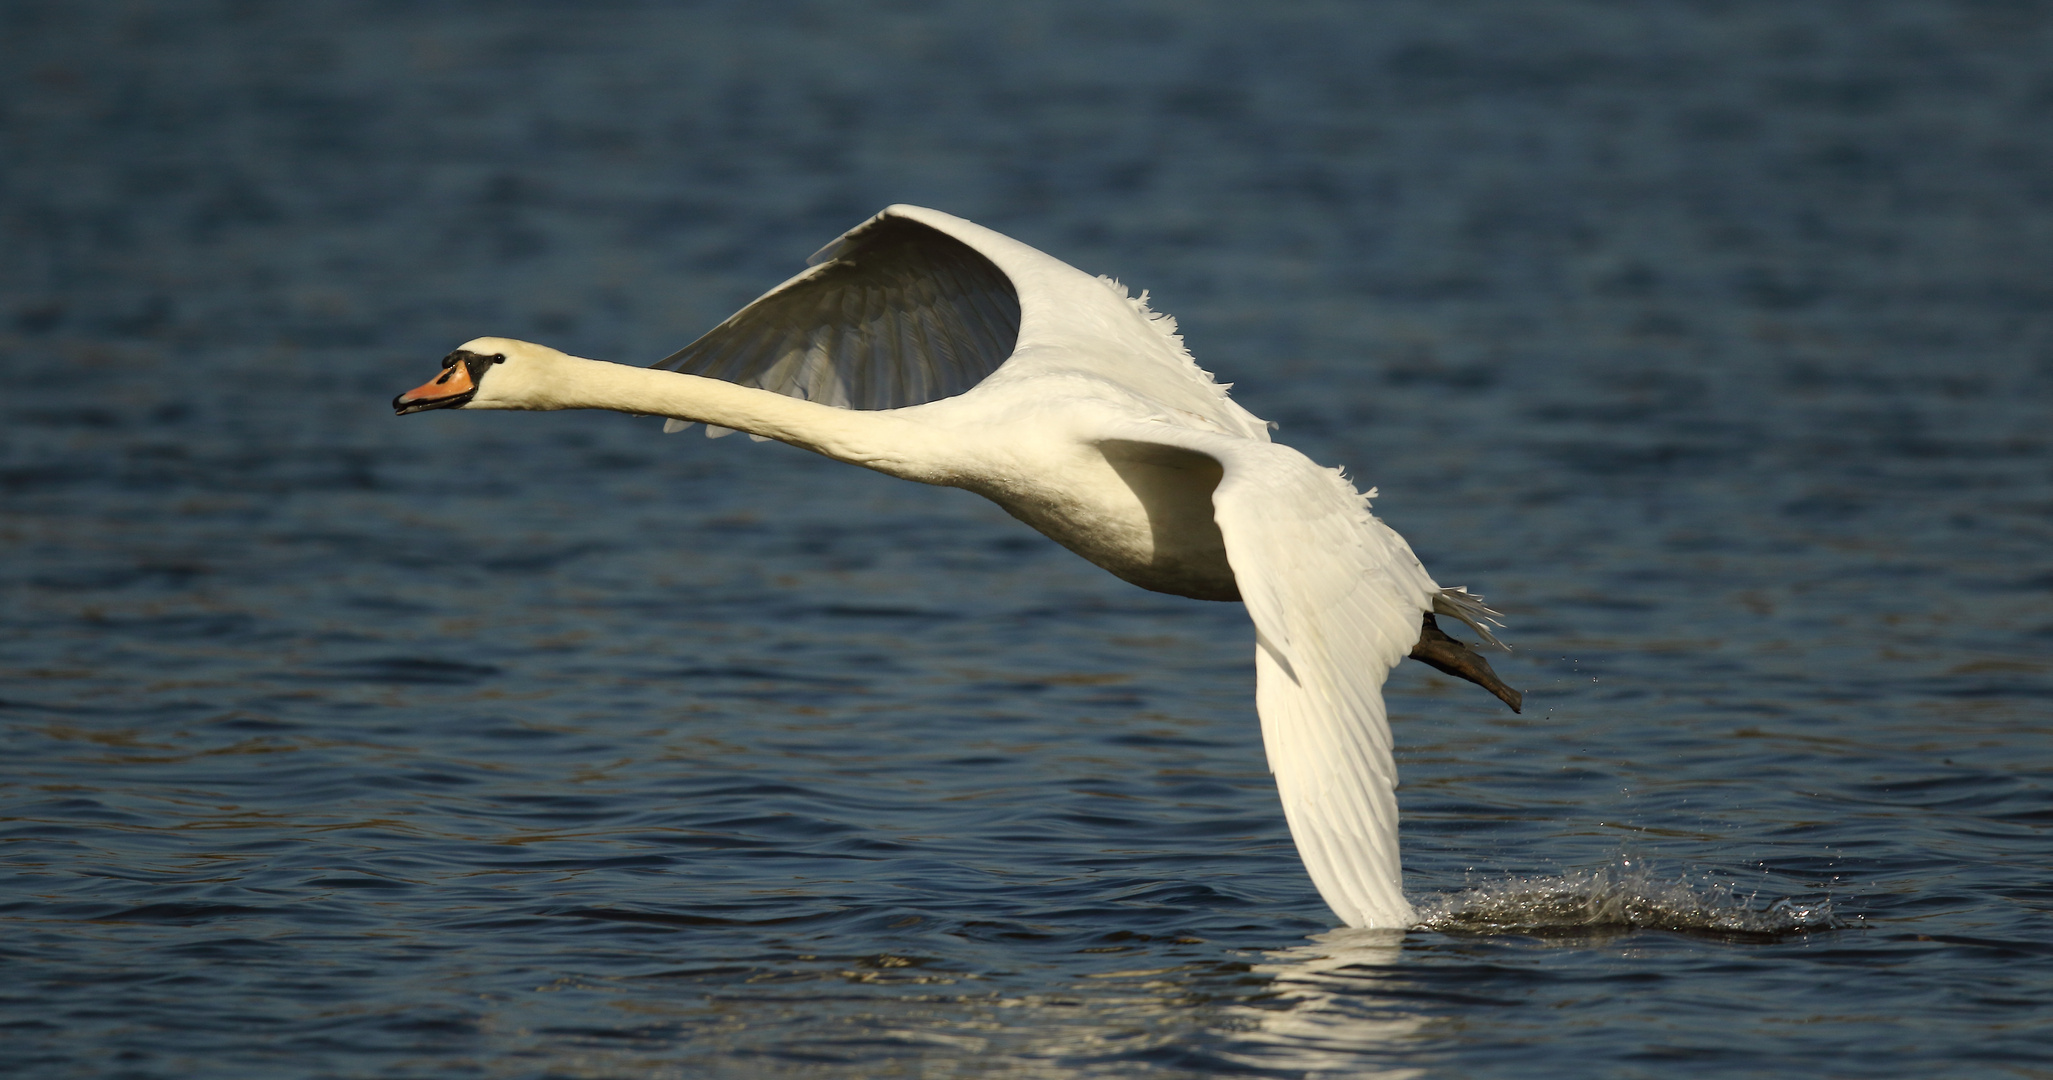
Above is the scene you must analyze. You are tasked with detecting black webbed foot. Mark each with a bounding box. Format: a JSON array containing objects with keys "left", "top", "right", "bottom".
[{"left": 1408, "top": 613, "right": 1522, "bottom": 713}]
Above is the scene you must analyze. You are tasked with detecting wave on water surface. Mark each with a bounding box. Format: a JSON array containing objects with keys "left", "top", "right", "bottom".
[{"left": 1413, "top": 858, "right": 1840, "bottom": 941}]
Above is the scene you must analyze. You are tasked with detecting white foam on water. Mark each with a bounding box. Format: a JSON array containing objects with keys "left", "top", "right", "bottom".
[{"left": 1412, "top": 857, "right": 1840, "bottom": 939}]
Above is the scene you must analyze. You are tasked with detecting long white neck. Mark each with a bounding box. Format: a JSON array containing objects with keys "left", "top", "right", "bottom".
[{"left": 506, "top": 355, "right": 946, "bottom": 480}]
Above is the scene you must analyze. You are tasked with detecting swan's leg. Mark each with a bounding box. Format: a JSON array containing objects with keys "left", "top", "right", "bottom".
[{"left": 1408, "top": 614, "right": 1523, "bottom": 713}]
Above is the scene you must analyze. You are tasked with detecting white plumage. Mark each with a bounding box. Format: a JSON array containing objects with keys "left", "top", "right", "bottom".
[{"left": 393, "top": 205, "right": 1512, "bottom": 929}]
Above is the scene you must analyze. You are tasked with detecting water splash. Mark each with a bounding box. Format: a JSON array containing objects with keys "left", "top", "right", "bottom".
[{"left": 1413, "top": 858, "right": 1840, "bottom": 941}]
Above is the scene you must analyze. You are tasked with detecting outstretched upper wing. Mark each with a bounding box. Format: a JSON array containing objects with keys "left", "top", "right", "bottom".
[
  {"left": 1099, "top": 420, "right": 1440, "bottom": 928},
  {"left": 653, "top": 213, "right": 1022, "bottom": 433}
]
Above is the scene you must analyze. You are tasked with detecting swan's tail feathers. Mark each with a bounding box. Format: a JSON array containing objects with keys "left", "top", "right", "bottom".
[
  {"left": 1432, "top": 587, "right": 1508, "bottom": 650},
  {"left": 663, "top": 418, "right": 693, "bottom": 434}
]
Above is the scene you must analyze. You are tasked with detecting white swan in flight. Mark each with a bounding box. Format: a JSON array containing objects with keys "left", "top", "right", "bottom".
[{"left": 393, "top": 205, "right": 1520, "bottom": 929}]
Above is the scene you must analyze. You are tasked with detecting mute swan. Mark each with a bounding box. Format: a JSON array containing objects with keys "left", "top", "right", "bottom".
[{"left": 393, "top": 205, "right": 1520, "bottom": 929}]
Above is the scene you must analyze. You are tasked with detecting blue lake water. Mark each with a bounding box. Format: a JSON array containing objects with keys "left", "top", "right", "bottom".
[{"left": 4, "top": 2, "right": 2050, "bottom": 1076}]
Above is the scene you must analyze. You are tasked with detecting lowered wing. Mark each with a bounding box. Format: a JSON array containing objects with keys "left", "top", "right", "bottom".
[{"left": 1098, "top": 420, "right": 1440, "bottom": 928}]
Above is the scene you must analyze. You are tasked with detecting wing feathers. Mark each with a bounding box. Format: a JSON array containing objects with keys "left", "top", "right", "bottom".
[
  {"left": 1222, "top": 453, "right": 1432, "bottom": 927},
  {"left": 655, "top": 213, "right": 1021, "bottom": 420},
  {"left": 1096, "top": 421, "right": 1437, "bottom": 928}
]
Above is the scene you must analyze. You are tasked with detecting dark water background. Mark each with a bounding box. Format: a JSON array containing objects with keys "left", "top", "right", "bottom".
[{"left": 5, "top": 2, "right": 2051, "bottom": 1076}]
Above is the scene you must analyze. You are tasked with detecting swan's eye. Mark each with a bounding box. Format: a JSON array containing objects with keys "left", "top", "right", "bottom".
[{"left": 492, "top": 354, "right": 506, "bottom": 364}]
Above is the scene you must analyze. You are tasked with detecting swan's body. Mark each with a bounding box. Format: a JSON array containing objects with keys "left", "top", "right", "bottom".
[{"left": 394, "top": 205, "right": 1518, "bottom": 929}]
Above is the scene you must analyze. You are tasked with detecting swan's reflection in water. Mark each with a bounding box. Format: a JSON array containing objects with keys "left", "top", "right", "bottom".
[
  {"left": 458, "top": 930, "right": 1443, "bottom": 1077},
  {"left": 1213, "top": 928, "right": 1428, "bottom": 1078},
  {"left": 462, "top": 866, "right": 1842, "bottom": 1076},
  {"left": 937, "top": 930, "right": 1430, "bottom": 1077}
]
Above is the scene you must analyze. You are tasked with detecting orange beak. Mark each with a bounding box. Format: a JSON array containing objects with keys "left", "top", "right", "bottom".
[{"left": 393, "top": 355, "right": 480, "bottom": 415}]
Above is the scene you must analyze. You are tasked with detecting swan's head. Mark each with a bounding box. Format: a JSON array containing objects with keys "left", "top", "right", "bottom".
[{"left": 392, "top": 337, "right": 568, "bottom": 415}]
